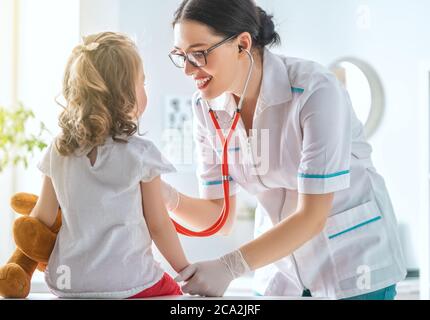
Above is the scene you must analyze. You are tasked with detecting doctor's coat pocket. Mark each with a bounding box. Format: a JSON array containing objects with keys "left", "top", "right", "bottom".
[{"left": 324, "top": 200, "right": 394, "bottom": 280}]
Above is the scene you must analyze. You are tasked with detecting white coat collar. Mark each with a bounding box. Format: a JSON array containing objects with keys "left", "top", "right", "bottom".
[{"left": 205, "top": 49, "right": 293, "bottom": 117}]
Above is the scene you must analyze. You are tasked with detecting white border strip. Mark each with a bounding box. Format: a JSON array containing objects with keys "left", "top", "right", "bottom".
[{"left": 419, "top": 60, "right": 430, "bottom": 300}]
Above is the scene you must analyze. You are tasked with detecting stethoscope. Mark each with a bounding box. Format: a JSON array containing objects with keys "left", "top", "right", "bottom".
[{"left": 172, "top": 48, "right": 255, "bottom": 237}]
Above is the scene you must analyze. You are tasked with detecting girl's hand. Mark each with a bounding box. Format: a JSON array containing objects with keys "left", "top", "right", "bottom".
[{"left": 175, "top": 250, "right": 250, "bottom": 297}]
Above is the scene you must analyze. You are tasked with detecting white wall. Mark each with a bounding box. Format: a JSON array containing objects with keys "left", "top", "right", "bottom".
[
  {"left": 260, "top": 0, "right": 430, "bottom": 269},
  {"left": 80, "top": 0, "right": 120, "bottom": 37}
]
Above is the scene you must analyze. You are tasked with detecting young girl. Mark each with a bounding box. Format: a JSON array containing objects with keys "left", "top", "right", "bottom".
[{"left": 30, "top": 32, "right": 189, "bottom": 298}]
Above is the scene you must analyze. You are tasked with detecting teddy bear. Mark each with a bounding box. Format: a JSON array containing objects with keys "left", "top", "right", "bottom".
[{"left": 0, "top": 193, "right": 59, "bottom": 298}]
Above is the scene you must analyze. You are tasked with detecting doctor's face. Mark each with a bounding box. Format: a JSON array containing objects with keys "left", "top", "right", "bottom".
[{"left": 172, "top": 20, "right": 242, "bottom": 100}]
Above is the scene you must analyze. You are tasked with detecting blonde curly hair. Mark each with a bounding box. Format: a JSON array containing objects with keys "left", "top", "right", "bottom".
[{"left": 56, "top": 32, "right": 143, "bottom": 156}]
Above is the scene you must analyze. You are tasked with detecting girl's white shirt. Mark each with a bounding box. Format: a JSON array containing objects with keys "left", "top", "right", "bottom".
[{"left": 38, "top": 135, "right": 176, "bottom": 298}]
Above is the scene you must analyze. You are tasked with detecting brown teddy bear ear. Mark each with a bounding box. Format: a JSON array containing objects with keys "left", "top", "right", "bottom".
[{"left": 10, "top": 193, "right": 39, "bottom": 215}]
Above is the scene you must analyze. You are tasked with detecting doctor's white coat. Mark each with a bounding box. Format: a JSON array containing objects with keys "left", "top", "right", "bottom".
[{"left": 191, "top": 49, "right": 406, "bottom": 299}]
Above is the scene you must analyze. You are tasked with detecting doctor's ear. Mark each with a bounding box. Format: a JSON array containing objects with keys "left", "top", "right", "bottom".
[{"left": 237, "top": 32, "right": 253, "bottom": 54}]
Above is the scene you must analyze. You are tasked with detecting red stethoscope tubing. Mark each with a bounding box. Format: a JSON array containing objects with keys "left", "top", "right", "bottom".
[
  {"left": 172, "top": 109, "right": 241, "bottom": 237},
  {"left": 171, "top": 49, "right": 254, "bottom": 238}
]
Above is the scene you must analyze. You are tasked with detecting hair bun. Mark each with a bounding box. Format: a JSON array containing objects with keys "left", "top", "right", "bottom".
[{"left": 256, "top": 6, "right": 280, "bottom": 47}]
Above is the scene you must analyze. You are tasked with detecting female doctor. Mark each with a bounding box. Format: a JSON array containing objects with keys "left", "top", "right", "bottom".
[{"left": 162, "top": 0, "right": 406, "bottom": 300}]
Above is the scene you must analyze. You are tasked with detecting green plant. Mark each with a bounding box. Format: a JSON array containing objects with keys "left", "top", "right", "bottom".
[{"left": 0, "top": 103, "right": 50, "bottom": 173}]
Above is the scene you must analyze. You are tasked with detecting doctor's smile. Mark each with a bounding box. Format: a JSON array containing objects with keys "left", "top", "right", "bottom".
[
  {"left": 195, "top": 76, "right": 212, "bottom": 90},
  {"left": 5, "top": 0, "right": 428, "bottom": 306}
]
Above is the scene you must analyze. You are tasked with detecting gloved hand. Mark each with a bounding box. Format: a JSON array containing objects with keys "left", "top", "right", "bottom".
[
  {"left": 175, "top": 250, "right": 251, "bottom": 297},
  {"left": 160, "top": 180, "right": 180, "bottom": 212}
]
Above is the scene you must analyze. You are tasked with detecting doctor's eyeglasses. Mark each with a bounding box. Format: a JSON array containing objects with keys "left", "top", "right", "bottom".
[{"left": 169, "top": 34, "right": 238, "bottom": 68}]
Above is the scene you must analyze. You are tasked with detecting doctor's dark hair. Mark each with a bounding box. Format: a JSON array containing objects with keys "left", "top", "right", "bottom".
[{"left": 173, "top": 0, "right": 280, "bottom": 50}]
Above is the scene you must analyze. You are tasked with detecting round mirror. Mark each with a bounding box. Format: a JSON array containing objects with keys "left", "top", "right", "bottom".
[{"left": 329, "top": 57, "right": 385, "bottom": 139}]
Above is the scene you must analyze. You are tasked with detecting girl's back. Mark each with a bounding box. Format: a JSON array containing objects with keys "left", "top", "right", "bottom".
[{"left": 40, "top": 135, "right": 175, "bottom": 298}]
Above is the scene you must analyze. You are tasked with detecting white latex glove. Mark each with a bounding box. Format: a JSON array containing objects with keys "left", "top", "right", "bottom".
[
  {"left": 160, "top": 180, "right": 180, "bottom": 212},
  {"left": 175, "top": 250, "right": 251, "bottom": 297}
]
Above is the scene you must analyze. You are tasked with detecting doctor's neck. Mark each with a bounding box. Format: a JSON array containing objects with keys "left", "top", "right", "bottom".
[{"left": 230, "top": 50, "right": 263, "bottom": 109}]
